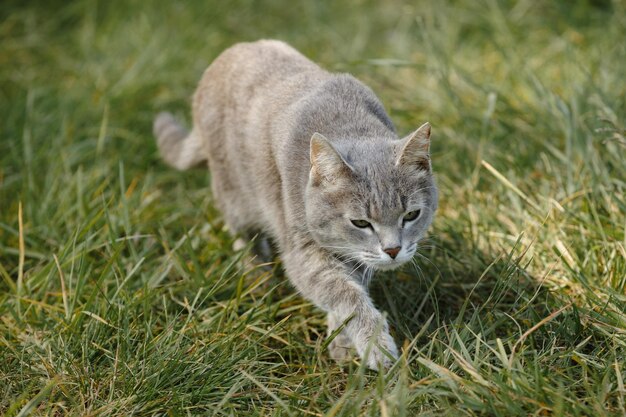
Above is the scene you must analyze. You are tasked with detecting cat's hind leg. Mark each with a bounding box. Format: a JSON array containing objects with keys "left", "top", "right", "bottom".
[
  {"left": 153, "top": 112, "right": 206, "bottom": 170},
  {"left": 232, "top": 232, "right": 275, "bottom": 264}
]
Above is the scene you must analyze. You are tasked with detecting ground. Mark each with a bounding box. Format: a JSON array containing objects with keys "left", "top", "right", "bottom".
[{"left": 1, "top": 0, "right": 625, "bottom": 415}]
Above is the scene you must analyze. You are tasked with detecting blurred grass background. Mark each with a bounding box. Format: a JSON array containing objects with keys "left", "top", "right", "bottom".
[{"left": 1, "top": 0, "right": 625, "bottom": 415}]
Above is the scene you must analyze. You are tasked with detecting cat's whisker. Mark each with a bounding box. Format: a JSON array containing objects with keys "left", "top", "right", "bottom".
[
  {"left": 321, "top": 244, "right": 358, "bottom": 251},
  {"left": 362, "top": 266, "right": 374, "bottom": 287},
  {"left": 410, "top": 258, "right": 426, "bottom": 282},
  {"left": 347, "top": 259, "right": 367, "bottom": 277},
  {"left": 341, "top": 257, "right": 363, "bottom": 266},
  {"left": 415, "top": 242, "right": 438, "bottom": 250},
  {"left": 413, "top": 251, "right": 443, "bottom": 278},
  {"left": 415, "top": 236, "right": 444, "bottom": 251}
]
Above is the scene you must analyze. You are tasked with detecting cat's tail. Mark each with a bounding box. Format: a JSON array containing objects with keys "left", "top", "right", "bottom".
[{"left": 153, "top": 112, "right": 206, "bottom": 170}]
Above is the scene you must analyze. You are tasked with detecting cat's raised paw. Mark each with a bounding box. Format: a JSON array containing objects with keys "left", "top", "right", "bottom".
[
  {"left": 328, "top": 334, "right": 354, "bottom": 363},
  {"left": 359, "top": 332, "right": 398, "bottom": 371}
]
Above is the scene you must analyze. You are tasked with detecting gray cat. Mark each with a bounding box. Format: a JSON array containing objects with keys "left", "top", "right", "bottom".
[{"left": 154, "top": 40, "right": 438, "bottom": 370}]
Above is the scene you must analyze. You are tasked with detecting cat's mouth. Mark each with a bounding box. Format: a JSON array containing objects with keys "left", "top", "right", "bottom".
[{"left": 361, "top": 247, "right": 416, "bottom": 271}]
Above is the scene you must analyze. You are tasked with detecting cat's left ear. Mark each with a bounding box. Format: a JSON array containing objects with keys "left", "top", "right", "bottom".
[{"left": 395, "top": 122, "right": 431, "bottom": 171}]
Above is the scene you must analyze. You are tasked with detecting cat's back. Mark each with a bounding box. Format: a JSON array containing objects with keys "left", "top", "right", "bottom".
[
  {"left": 192, "top": 39, "right": 330, "bottom": 141},
  {"left": 216, "top": 40, "right": 314, "bottom": 74},
  {"left": 194, "top": 40, "right": 321, "bottom": 103}
]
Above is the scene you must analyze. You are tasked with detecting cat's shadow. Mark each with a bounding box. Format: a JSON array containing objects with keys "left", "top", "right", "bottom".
[
  {"left": 369, "top": 235, "right": 548, "bottom": 342},
  {"left": 236, "top": 232, "right": 549, "bottom": 348}
]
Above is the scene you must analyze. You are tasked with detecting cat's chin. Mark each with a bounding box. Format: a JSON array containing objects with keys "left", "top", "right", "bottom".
[
  {"left": 370, "top": 259, "right": 410, "bottom": 271},
  {"left": 366, "top": 250, "right": 416, "bottom": 271}
]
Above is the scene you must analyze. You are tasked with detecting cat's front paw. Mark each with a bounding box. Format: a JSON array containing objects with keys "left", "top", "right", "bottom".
[
  {"left": 357, "top": 330, "right": 398, "bottom": 371},
  {"left": 328, "top": 333, "right": 354, "bottom": 363}
]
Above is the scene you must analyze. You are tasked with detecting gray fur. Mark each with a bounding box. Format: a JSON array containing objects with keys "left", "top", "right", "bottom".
[{"left": 154, "top": 40, "right": 438, "bottom": 370}]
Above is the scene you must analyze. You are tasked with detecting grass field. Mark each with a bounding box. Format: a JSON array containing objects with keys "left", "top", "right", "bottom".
[{"left": 1, "top": 0, "right": 626, "bottom": 415}]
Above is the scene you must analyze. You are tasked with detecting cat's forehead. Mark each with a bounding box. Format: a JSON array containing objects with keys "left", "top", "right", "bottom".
[
  {"left": 341, "top": 140, "right": 395, "bottom": 168},
  {"left": 335, "top": 139, "right": 432, "bottom": 217},
  {"left": 350, "top": 165, "right": 431, "bottom": 221}
]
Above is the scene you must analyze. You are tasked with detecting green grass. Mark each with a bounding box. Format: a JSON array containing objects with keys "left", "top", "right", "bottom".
[{"left": 1, "top": 0, "right": 625, "bottom": 415}]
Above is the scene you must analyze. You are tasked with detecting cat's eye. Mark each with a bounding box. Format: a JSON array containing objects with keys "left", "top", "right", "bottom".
[
  {"left": 403, "top": 210, "right": 421, "bottom": 223},
  {"left": 351, "top": 219, "right": 371, "bottom": 229}
]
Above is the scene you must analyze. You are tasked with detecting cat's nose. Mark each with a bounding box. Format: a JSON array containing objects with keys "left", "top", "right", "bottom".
[{"left": 383, "top": 246, "right": 401, "bottom": 259}]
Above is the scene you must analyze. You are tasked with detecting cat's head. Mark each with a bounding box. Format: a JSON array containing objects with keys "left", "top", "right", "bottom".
[{"left": 305, "top": 122, "right": 438, "bottom": 271}]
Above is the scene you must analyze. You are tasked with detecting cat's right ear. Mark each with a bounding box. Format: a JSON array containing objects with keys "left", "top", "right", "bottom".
[
  {"left": 395, "top": 122, "right": 431, "bottom": 171},
  {"left": 310, "top": 133, "right": 352, "bottom": 184}
]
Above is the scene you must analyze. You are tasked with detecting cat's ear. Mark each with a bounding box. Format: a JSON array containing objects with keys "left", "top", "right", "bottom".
[
  {"left": 396, "top": 122, "right": 431, "bottom": 171},
  {"left": 310, "top": 132, "right": 353, "bottom": 184}
]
